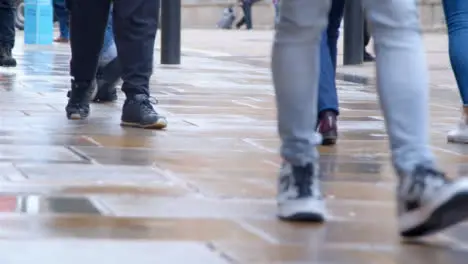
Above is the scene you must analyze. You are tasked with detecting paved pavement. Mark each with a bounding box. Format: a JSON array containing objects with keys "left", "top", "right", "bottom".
[
  {"left": 177, "top": 29, "right": 455, "bottom": 88},
  {"left": 0, "top": 30, "right": 465, "bottom": 263}
]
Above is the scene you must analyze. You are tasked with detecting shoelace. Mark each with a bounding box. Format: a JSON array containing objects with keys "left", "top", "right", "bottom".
[
  {"left": 292, "top": 164, "right": 314, "bottom": 198},
  {"left": 148, "top": 96, "right": 159, "bottom": 104},
  {"left": 140, "top": 96, "right": 159, "bottom": 115},
  {"left": 407, "top": 165, "right": 446, "bottom": 201}
]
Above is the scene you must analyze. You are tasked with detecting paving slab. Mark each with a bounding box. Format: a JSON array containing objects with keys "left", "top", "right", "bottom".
[{"left": 0, "top": 30, "right": 464, "bottom": 263}]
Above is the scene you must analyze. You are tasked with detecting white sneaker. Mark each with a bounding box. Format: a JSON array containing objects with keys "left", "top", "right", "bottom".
[
  {"left": 398, "top": 165, "right": 468, "bottom": 238},
  {"left": 277, "top": 162, "right": 326, "bottom": 222},
  {"left": 447, "top": 118, "right": 468, "bottom": 143}
]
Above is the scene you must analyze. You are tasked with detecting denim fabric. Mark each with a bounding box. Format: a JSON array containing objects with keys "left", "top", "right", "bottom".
[
  {"left": 442, "top": 0, "right": 468, "bottom": 105},
  {"left": 318, "top": 0, "right": 344, "bottom": 115},
  {"left": 54, "top": 0, "right": 69, "bottom": 39},
  {"left": 102, "top": 7, "right": 114, "bottom": 53},
  {"left": 99, "top": 6, "right": 117, "bottom": 66},
  {"left": 274, "top": 2, "right": 280, "bottom": 25},
  {"left": 236, "top": 2, "right": 253, "bottom": 29}
]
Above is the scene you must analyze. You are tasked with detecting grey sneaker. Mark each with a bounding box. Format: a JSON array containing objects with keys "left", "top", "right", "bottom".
[
  {"left": 277, "top": 162, "right": 326, "bottom": 222},
  {"left": 398, "top": 165, "right": 468, "bottom": 238}
]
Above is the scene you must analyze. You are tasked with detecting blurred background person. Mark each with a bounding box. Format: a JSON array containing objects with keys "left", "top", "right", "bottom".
[
  {"left": 53, "top": 0, "right": 69, "bottom": 43},
  {"left": 444, "top": 0, "right": 468, "bottom": 143},
  {"left": 0, "top": 0, "right": 16, "bottom": 67},
  {"left": 236, "top": 0, "right": 260, "bottom": 30},
  {"left": 273, "top": 0, "right": 279, "bottom": 25}
]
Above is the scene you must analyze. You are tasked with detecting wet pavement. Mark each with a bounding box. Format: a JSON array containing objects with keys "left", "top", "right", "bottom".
[{"left": 0, "top": 31, "right": 467, "bottom": 263}]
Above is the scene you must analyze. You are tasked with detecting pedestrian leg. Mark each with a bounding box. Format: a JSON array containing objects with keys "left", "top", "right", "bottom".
[
  {"left": 65, "top": 0, "right": 111, "bottom": 119},
  {"left": 364, "top": 0, "right": 468, "bottom": 237},
  {"left": 113, "top": 0, "right": 167, "bottom": 129},
  {"left": 273, "top": 0, "right": 331, "bottom": 221}
]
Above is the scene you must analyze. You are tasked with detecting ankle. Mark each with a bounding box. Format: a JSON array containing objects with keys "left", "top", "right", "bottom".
[{"left": 462, "top": 106, "right": 468, "bottom": 120}]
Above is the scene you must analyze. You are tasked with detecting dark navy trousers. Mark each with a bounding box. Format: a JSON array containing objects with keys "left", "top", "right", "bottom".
[
  {"left": 0, "top": 0, "right": 15, "bottom": 49},
  {"left": 68, "top": 0, "right": 160, "bottom": 96}
]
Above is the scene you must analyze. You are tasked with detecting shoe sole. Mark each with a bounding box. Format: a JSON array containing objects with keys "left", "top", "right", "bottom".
[
  {"left": 321, "top": 137, "right": 337, "bottom": 146},
  {"left": 120, "top": 121, "right": 167, "bottom": 130},
  {"left": 277, "top": 198, "right": 326, "bottom": 222},
  {"left": 67, "top": 113, "right": 88, "bottom": 120},
  {"left": 399, "top": 180, "right": 468, "bottom": 238},
  {"left": 320, "top": 131, "right": 337, "bottom": 146},
  {"left": 278, "top": 213, "right": 325, "bottom": 222},
  {"left": 447, "top": 135, "right": 468, "bottom": 144},
  {"left": 0, "top": 63, "right": 16, "bottom": 67}
]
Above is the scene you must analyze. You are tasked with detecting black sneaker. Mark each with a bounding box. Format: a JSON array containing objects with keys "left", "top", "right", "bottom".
[
  {"left": 120, "top": 94, "right": 167, "bottom": 129},
  {"left": 277, "top": 162, "right": 326, "bottom": 222},
  {"left": 0, "top": 46, "right": 16, "bottom": 67},
  {"left": 398, "top": 165, "right": 468, "bottom": 238},
  {"left": 65, "top": 80, "right": 97, "bottom": 120},
  {"left": 93, "top": 58, "right": 121, "bottom": 103}
]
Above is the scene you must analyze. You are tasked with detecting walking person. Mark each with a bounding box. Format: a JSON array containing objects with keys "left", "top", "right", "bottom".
[
  {"left": 318, "top": 2, "right": 374, "bottom": 145},
  {"left": 273, "top": 0, "right": 280, "bottom": 25},
  {"left": 444, "top": 0, "right": 468, "bottom": 144},
  {"left": 0, "top": 0, "right": 16, "bottom": 67},
  {"left": 65, "top": 0, "right": 166, "bottom": 129},
  {"left": 53, "top": 0, "right": 70, "bottom": 43},
  {"left": 66, "top": 6, "right": 121, "bottom": 102},
  {"left": 317, "top": 0, "right": 344, "bottom": 146},
  {"left": 236, "top": 0, "right": 259, "bottom": 30},
  {"left": 273, "top": 0, "right": 468, "bottom": 238}
]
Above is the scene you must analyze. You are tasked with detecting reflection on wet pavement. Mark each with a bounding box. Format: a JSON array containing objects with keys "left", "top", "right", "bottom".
[{"left": 0, "top": 40, "right": 466, "bottom": 262}]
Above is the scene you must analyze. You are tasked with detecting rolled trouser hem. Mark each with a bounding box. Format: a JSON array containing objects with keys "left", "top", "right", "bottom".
[
  {"left": 318, "top": 107, "right": 339, "bottom": 116},
  {"left": 392, "top": 146, "right": 436, "bottom": 175},
  {"left": 280, "top": 134, "right": 322, "bottom": 166},
  {"left": 122, "top": 85, "right": 150, "bottom": 98}
]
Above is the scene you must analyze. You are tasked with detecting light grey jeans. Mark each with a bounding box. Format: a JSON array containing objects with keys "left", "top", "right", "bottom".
[{"left": 273, "top": 0, "right": 435, "bottom": 173}]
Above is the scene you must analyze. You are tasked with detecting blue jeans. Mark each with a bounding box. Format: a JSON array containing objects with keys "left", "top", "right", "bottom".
[
  {"left": 236, "top": 3, "right": 253, "bottom": 29},
  {"left": 53, "top": 0, "right": 69, "bottom": 39},
  {"left": 99, "top": 7, "right": 117, "bottom": 66},
  {"left": 102, "top": 8, "right": 114, "bottom": 52},
  {"left": 318, "top": 0, "right": 344, "bottom": 115},
  {"left": 443, "top": 0, "right": 468, "bottom": 106}
]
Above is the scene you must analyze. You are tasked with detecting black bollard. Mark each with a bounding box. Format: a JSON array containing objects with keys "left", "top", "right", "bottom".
[
  {"left": 160, "top": 0, "right": 181, "bottom": 65},
  {"left": 343, "top": 0, "right": 364, "bottom": 65}
]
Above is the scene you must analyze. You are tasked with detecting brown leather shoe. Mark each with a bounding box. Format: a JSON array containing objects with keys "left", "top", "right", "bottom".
[
  {"left": 54, "top": 37, "right": 69, "bottom": 43},
  {"left": 317, "top": 110, "right": 338, "bottom": 146}
]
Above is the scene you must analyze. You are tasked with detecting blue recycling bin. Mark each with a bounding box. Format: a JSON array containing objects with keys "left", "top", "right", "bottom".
[{"left": 24, "top": 0, "right": 54, "bottom": 45}]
